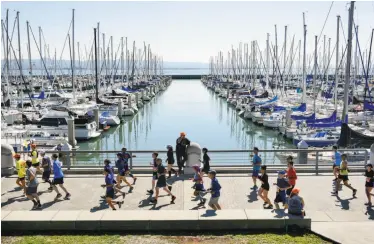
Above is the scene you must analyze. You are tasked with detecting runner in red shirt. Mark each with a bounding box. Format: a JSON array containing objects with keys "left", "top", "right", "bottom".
[{"left": 286, "top": 156, "right": 297, "bottom": 196}]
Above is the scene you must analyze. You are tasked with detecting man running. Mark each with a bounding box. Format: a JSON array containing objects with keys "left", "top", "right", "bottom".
[
  {"left": 14, "top": 153, "right": 26, "bottom": 195},
  {"left": 150, "top": 158, "right": 176, "bottom": 204},
  {"left": 147, "top": 152, "right": 159, "bottom": 195},
  {"left": 102, "top": 168, "right": 124, "bottom": 210},
  {"left": 115, "top": 153, "right": 134, "bottom": 191},
  {"left": 51, "top": 154, "right": 71, "bottom": 201},
  {"left": 25, "top": 160, "right": 42, "bottom": 209},
  {"left": 251, "top": 147, "right": 262, "bottom": 189},
  {"left": 335, "top": 154, "right": 357, "bottom": 197},
  {"left": 332, "top": 146, "right": 341, "bottom": 181},
  {"left": 365, "top": 163, "right": 374, "bottom": 206},
  {"left": 30, "top": 144, "right": 41, "bottom": 173},
  {"left": 121, "top": 148, "right": 137, "bottom": 184},
  {"left": 40, "top": 151, "right": 53, "bottom": 191}
]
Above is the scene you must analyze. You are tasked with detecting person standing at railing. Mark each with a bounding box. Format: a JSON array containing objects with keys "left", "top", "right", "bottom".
[
  {"left": 335, "top": 154, "right": 357, "bottom": 197},
  {"left": 364, "top": 164, "right": 374, "bottom": 206},
  {"left": 176, "top": 132, "right": 190, "bottom": 175},
  {"left": 201, "top": 148, "right": 210, "bottom": 177},
  {"left": 251, "top": 147, "right": 262, "bottom": 190}
]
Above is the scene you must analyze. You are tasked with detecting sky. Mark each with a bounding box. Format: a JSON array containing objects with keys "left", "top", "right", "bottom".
[{"left": 1, "top": 1, "right": 374, "bottom": 64}]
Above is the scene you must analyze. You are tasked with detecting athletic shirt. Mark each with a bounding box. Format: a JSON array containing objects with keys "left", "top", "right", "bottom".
[
  {"left": 210, "top": 177, "right": 221, "bottom": 198},
  {"left": 53, "top": 160, "right": 64, "bottom": 179},
  {"left": 252, "top": 154, "right": 262, "bottom": 171},
  {"left": 258, "top": 173, "right": 269, "bottom": 189},
  {"left": 26, "top": 167, "right": 39, "bottom": 187},
  {"left": 116, "top": 159, "right": 125, "bottom": 173},
  {"left": 203, "top": 153, "right": 210, "bottom": 169},
  {"left": 339, "top": 161, "right": 349, "bottom": 175},
  {"left": 365, "top": 170, "right": 374, "bottom": 182},
  {"left": 286, "top": 167, "right": 297, "bottom": 186},
  {"left": 152, "top": 159, "right": 158, "bottom": 172},
  {"left": 42, "top": 156, "right": 51, "bottom": 172},
  {"left": 167, "top": 150, "right": 175, "bottom": 163},
  {"left": 16, "top": 159, "right": 26, "bottom": 178},
  {"left": 105, "top": 173, "right": 114, "bottom": 191},
  {"left": 31, "top": 150, "right": 39, "bottom": 164},
  {"left": 334, "top": 152, "right": 342, "bottom": 166},
  {"left": 276, "top": 177, "right": 290, "bottom": 190},
  {"left": 104, "top": 164, "right": 115, "bottom": 177},
  {"left": 288, "top": 195, "right": 304, "bottom": 214},
  {"left": 193, "top": 171, "right": 202, "bottom": 182}
]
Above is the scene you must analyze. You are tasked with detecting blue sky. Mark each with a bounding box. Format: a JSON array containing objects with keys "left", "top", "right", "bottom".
[{"left": 1, "top": 1, "right": 374, "bottom": 63}]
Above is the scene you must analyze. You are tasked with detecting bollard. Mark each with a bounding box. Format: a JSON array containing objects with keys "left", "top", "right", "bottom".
[
  {"left": 370, "top": 143, "right": 374, "bottom": 164},
  {"left": 141, "top": 90, "right": 144, "bottom": 101},
  {"left": 297, "top": 140, "right": 308, "bottom": 164},
  {"left": 130, "top": 151, "right": 133, "bottom": 169},
  {"left": 118, "top": 99, "right": 124, "bottom": 117},
  {"left": 134, "top": 93, "right": 139, "bottom": 107},
  {"left": 94, "top": 108, "right": 99, "bottom": 131},
  {"left": 67, "top": 119, "right": 76, "bottom": 148},
  {"left": 315, "top": 151, "right": 319, "bottom": 175}
]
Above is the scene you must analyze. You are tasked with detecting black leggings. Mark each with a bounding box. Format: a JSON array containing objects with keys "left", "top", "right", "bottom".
[{"left": 176, "top": 151, "right": 187, "bottom": 172}]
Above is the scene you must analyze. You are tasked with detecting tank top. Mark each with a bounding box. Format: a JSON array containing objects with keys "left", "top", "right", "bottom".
[
  {"left": 340, "top": 162, "right": 348, "bottom": 175},
  {"left": 288, "top": 195, "right": 303, "bottom": 214}
]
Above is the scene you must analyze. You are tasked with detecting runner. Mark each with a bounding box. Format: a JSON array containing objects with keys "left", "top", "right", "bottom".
[
  {"left": 25, "top": 160, "right": 42, "bottom": 209},
  {"left": 30, "top": 144, "right": 41, "bottom": 173},
  {"left": 364, "top": 163, "right": 373, "bottom": 206},
  {"left": 258, "top": 165, "right": 273, "bottom": 209},
  {"left": 286, "top": 157, "right": 297, "bottom": 196},
  {"left": 332, "top": 146, "right": 341, "bottom": 181},
  {"left": 207, "top": 170, "right": 222, "bottom": 210},
  {"left": 166, "top": 145, "right": 177, "bottom": 178},
  {"left": 251, "top": 147, "right": 262, "bottom": 189},
  {"left": 201, "top": 147, "right": 211, "bottom": 177},
  {"left": 115, "top": 154, "right": 133, "bottom": 191},
  {"left": 150, "top": 158, "right": 176, "bottom": 204},
  {"left": 103, "top": 159, "right": 126, "bottom": 199},
  {"left": 288, "top": 188, "right": 306, "bottom": 217},
  {"left": 147, "top": 152, "right": 159, "bottom": 195},
  {"left": 335, "top": 154, "right": 357, "bottom": 197},
  {"left": 121, "top": 148, "right": 137, "bottom": 184},
  {"left": 101, "top": 168, "right": 124, "bottom": 211},
  {"left": 40, "top": 151, "right": 53, "bottom": 191},
  {"left": 273, "top": 170, "right": 291, "bottom": 209},
  {"left": 51, "top": 154, "right": 71, "bottom": 201},
  {"left": 191, "top": 165, "right": 206, "bottom": 206},
  {"left": 14, "top": 153, "right": 26, "bottom": 195}
]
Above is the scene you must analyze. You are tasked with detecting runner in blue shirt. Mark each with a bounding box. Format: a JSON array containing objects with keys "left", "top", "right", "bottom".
[
  {"left": 332, "top": 146, "right": 341, "bottom": 181},
  {"left": 51, "top": 154, "right": 71, "bottom": 201},
  {"left": 121, "top": 148, "right": 137, "bottom": 184},
  {"left": 251, "top": 147, "right": 262, "bottom": 189},
  {"left": 101, "top": 168, "right": 124, "bottom": 210}
]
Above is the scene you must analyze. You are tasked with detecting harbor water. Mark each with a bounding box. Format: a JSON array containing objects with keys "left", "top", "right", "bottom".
[{"left": 76, "top": 80, "right": 292, "bottom": 166}]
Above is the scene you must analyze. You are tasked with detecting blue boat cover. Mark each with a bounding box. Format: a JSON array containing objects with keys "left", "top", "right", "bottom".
[
  {"left": 254, "top": 96, "right": 278, "bottom": 106},
  {"left": 305, "top": 120, "right": 341, "bottom": 128},
  {"left": 101, "top": 111, "right": 110, "bottom": 117},
  {"left": 364, "top": 101, "right": 374, "bottom": 111},
  {"left": 31, "top": 91, "right": 45, "bottom": 99},
  {"left": 291, "top": 113, "right": 315, "bottom": 121},
  {"left": 296, "top": 111, "right": 337, "bottom": 126}
]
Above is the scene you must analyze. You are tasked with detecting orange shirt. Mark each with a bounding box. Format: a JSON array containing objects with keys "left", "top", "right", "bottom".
[{"left": 286, "top": 167, "right": 297, "bottom": 186}]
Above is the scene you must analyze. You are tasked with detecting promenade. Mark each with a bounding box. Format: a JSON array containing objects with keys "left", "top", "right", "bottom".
[{"left": 2, "top": 174, "right": 374, "bottom": 243}]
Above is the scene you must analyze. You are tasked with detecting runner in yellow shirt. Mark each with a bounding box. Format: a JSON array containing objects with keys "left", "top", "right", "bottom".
[
  {"left": 14, "top": 153, "right": 26, "bottom": 194},
  {"left": 30, "top": 144, "right": 41, "bottom": 173}
]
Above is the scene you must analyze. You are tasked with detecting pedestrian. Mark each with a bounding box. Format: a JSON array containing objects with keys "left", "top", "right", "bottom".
[
  {"left": 287, "top": 188, "right": 306, "bottom": 217},
  {"left": 40, "top": 151, "right": 53, "bottom": 191},
  {"left": 191, "top": 164, "right": 206, "bottom": 206},
  {"left": 335, "top": 154, "right": 357, "bottom": 197},
  {"left": 101, "top": 168, "right": 124, "bottom": 211},
  {"left": 332, "top": 146, "right": 341, "bottom": 181},
  {"left": 115, "top": 153, "right": 133, "bottom": 191},
  {"left": 286, "top": 156, "right": 297, "bottom": 196},
  {"left": 121, "top": 148, "right": 137, "bottom": 184},
  {"left": 251, "top": 147, "right": 262, "bottom": 189},
  {"left": 207, "top": 170, "right": 222, "bottom": 210},
  {"left": 30, "top": 144, "right": 41, "bottom": 173},
  {"left": 176, "top": 132, "right": 190, "bottom": 175},
  {"left": 150, "top": 158, "right": 176, "bottom": 204},
  {"left": 103, "top": 159, "right": 126, "bottom": 199},
  {"left": 273, "top": 170, "right": 291, "bottom": 209},
  {"left": 166, "top": 145, "right": 177, "bottom": 178},
  {"left": 147, "top": 152, "right": 159, "bottom": 195},
  {"left": 364, "top": 163, "right": 374, "bottom": 206},
  {"left": 51, "top": 153, "right": 71, "bottom": 201},
  {"left": 14, "top": 153, "right": 26, "bottom": 195},
  {"left": 201, "top": 148, "right": 211, "bottom": 177},
  {"left": 258, "top": 165, "right": 273, "bottom": 209},
  {"left": 25, "top": 160, "right": 42, "bottom": 209}
]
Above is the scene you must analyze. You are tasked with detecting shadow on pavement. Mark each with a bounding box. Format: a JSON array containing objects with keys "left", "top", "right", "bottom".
[
  {"left": 1, "top": 196, "right": 29, "bottom": 208},
  {"left": 90, "top": 199, "right": 109, "bottom": 212},
  {"left": 335, "top": 196, "right": 354, "bottom": 210},
  {"left": 200, "top": 209, "right": 217, "bottom": 217},
  {"left": 271, "top": 209, "right": 286, "bottom": 218},
  {"left": 247, "top": 188, "right": 258, "bottom": 203}
]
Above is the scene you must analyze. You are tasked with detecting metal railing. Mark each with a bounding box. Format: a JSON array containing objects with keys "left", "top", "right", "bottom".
[{"left": 17, "top": 148, "right": 370, "bottom": 175}]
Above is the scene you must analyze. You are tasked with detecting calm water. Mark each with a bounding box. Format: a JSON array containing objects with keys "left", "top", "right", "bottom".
[{"left": 76, "top": 80, "right": 291, "bottom": 165}]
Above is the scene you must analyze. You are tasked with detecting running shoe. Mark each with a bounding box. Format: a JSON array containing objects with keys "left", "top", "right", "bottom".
[
  {"left": 265, "top": 205, "right": 273, "bottom": 209},
  {"left": 171, "top": 195, "right": 176, "bottom": 203},
  {"left": 54, "top": 193, "right": 62, "bottom": 201},
  {"left": 118, "top": 201, "right": 124, "bottom": 209},
  {"left": 32, "top": 201, "right": 38, "bottom": 210},
  {"left": 129, "top": 186, "right": 134, "bottom": 191},
  {"left": 147, "top": 190, "right": 154, "bottom": 194},
  {"left": 36, "top": 203, "right": 42, "bottom": 209},
  {"left": 364, "top": 202, "right": 372, "bottom": 206},
  {"left": 150, "top": 199, "right": 158, "bottom": 204},
  {"left": 353, "top": 189, "right": 357, "bottom": 197},
  {"left": 274, "top": 203, "right": 280, "bottom": 210},
  {"left": 48, "top": 187, "right": 53, "bottom": 191},
  {"left": 64, "top": 193, "right": 71, "bottom": 200},
  {"left": 133, "top": 178, "right": 137, "bottom": 185},
  {"left": 122, "top": 193, "right": 126, "bottom": 199}
]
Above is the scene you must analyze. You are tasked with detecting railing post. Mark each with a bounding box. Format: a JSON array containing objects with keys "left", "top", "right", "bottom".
[
  {"left": 315, "top": 150, "right": 319, "bottom": 176},
  {"left": 130, "top": 151, "right": 133, "bottom": 169},
  {"left": 66, "top": 151, "right": 71, "bottom": 170},
  {"left": 365, "top": 149, "right": 369, "bottom": 165}
]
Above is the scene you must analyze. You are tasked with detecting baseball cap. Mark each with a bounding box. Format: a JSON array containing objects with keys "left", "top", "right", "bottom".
[{"left": 278, "top": 170, "right": 286, "bottom": 175}]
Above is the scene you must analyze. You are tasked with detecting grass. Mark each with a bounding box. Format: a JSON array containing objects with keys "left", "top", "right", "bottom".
[{"left": 1, "top": 233, "right": 330, "bottom": 244}]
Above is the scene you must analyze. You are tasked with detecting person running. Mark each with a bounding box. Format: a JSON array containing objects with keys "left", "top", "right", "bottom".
[
  {"left": 166, "top": 145, "right": 177, "bottom": 178},
  {"left": 286, "top": 157, "right": 297, "bottom": 196},
  {"left": 207, "top": 170, "right": 222, "bottom": 210},
  {"left": 258, "top": 165, "right": 273, "bottom": 209},
  {"left": 40, "top": 151, "right": 53, "bottom": 191},
  {"left": 201, "top": 148, "right": 211, "bottom": 177},
  {"left": 147, "top": 152, "right": 159, "bottom": 195},
  {"left": 176, "top": 132, "right": 191, "bottom": 175},
  {"left": 25, "top": 160, "right": 42, "bottom": 209},
  {"left": 364, "top": 163, "right": 373, "bottom": 206},
  {"left": 14, "top": 153, "right": 26, "bottom": 195},
  {"left": 115, "top": 154, "right": 133, "bottom": 191},
  {"left": 150, "top": 158, "right": 176, "bottom": 204},
  {"left": 332, "top": 146, "right": 341, "bottom": 181},
  {"left": 121, "top": 148, "right": 137, "bottom": 184},
  {"left": 30, "top": 144, "right": 41, "bottom": 173},
  {"left": 288, "top": 188, "right": 306, "bottom": 217},
  {"left": 251, "top": 147, "right": 262, "bottom": 189},
  {"left": 273, "top": 170, "right": 291, "bottom": 209},
  {"left": 51, "top": 154, "right": 71, "bottom": 201},
  {"left": 190, "top": 165, "right": 206, "bottom": 206},
  {"left": 101, "top": 168, "right": 124, "bottom": 211},
  {"left": 103, "top": 159, "right": 126, "bottom": 199},
  {"left": 335, "top": 154, "right": 357, "bottom": 197}
]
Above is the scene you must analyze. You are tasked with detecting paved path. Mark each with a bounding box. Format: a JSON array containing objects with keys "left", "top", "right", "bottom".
[{"left": 2, "top": 174, "right": 373, "bottom": 243}]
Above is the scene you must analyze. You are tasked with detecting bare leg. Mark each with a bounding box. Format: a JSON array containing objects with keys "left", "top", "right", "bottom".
[
  {"left": 155, "top": 187, "right": 160, "bottom": 199},
  {"left": 258, "top": 188, "right": 265, "bottom": 201},
  {"left": 163, "top": 186, "right": 174, "bottom": 197},
  {"left": 263, "top": 190, "right": 272, "bottom": 205},
  {"left": 151, "top": 179, "right": 156, "bottom": 190},
  {"left": 52, "top": 185, "right": 60, "bottom": 194},
  {"left": 366, "top": 187, "right": 372, "bottom": 203},
  {"left": 106, "top": 198, "right": 115, "bottom": 209},
  {"left": 252, "top": 176, "right": 257, "bottom": 186},
  {"left": 32, "top": 193, "right": 40, "bottom": 202},
  {"left": 209, "top": 204, "right": 217, "bottom": 210},
  {"left": 215, "top": 203, "right": 222, "bottom": 210},
  {"left": 58, "top": 184, "right": 69, "bottom": 194},
  {"left": 343, "top": 181, "right": 355, "bottom": 191},
  {"left": 16, "top": 178, "right": 22, "bottom": 188}
]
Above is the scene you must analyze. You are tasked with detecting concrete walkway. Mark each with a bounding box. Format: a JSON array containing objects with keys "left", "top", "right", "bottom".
[{"left": 2, "top": 174, "right": 373, "bottom": 243}]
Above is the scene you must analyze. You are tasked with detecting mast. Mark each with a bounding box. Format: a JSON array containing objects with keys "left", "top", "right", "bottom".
[
  {"left": 334, "top": 15, "right": 340, "bottom": 111},
  {"left": 342, "top": 1, "right": 355, "bottom": 123},
  {"left": 148, "top": 44, "right": 150, "bottom": 80},
  {"left": 125, "top": 37, "right": 128, "bottom": 82},
  {"left": 26, "top": 21, "right": 33, "bottom": 88},
  {"left": 17, "top": 11, "right": 23, "bottom": 114},
  {"left": 39, "top": 27, "right": 42, "bottom": 79},
  {"left": 72, "top": 9, "right": 76, "bottom": 100},
  {"left": 5, "top": 9, "right": 10, "bottom": 101},
  {"left": 94, "top": 28, "right": 99, "bottom": 102},
  {"left": 275, "top": 25, "right": 278, "bottom": 93},
  {"left": 121, "top": 37, "right": 124, "bottom": 84},
  {"left": 283, "top": 26, "right": 287, "bottom": 93},
  {"left": 266, "top": 33, "right": 270, "bottom": 91},
  {"left": 97, "top": 22, "right": 100, "bottom": 75},
  {"left": 110, "top": 36, "right": 113, "bottom": 85},
  {"left": 103, "top": 33, "right": 106, "bottom": 80},
  {"left": 302, "top": 12, "right": 307, "bottom": 103},
  {"left": 313, "top": 35, "right": 317, "bottom": 115}
]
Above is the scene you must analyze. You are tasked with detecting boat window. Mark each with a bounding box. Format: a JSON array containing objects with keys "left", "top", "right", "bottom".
[
  {"left": 39, "top": 118, "right": 59, "bottom": 126},
  {"left": 58, "top": 118, "right": 68, "bottom": 125}
]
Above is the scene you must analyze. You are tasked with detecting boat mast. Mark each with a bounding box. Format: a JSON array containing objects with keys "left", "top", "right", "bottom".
[
  {"left": 342, "top": 1, "right": 355, "bottom": 123},
  {"left": 26, "top": 21, "right": 33, "bottom": 89},
  {"left": 5, "top": 9, "right": 10, "bottom": 103},
  {"left": 125, "top": 37, "right": 128, "bottom": 83},
  {"left": 283, "top": 26, "right": 287, "bottom": 94},
  {"left": 275, "top": 25, "right": 278, "bottom": 93},
  {"left": 302, "top": 13, "right": 307, "bottom": 103},
  {"left": 334, "top": 15, "right": 340, "bottom": 112},
  {"left": 110, "top": 36, "right": 113, "bottom": 86},
  {"left": 313, "top": 35, "right": 317, "bottom": 116},
  {"left": 266, "top": 33, "right": 270, "bottom": 91},
  {"left": 72, "top": 9, "right": 76, "bottom": 100},
  {"left": 121, "top": 37, "right": 124, "bottom": 85},
  {"left": 16, "top": 12, "right": 23, "bottom": 111},
  {"left": 94, "top": 28, "right": 99, "bottom": 102}
]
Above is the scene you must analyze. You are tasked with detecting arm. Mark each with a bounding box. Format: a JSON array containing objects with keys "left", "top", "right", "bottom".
[{"left": 301, "top": 197, "right": 305, "bottom": 208}]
